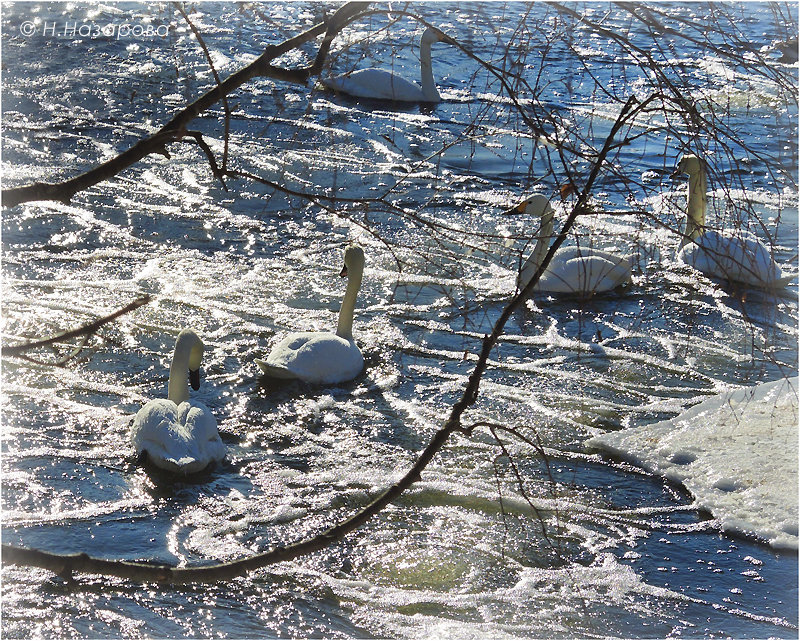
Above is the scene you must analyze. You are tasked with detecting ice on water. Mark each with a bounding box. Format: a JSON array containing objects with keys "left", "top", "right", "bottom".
[{"left": 587, "top": 377, "right": 799, "bottom": 549}]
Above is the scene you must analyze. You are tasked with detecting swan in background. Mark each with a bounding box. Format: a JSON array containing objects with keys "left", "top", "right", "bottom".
[
  {"left": 257, "top": 245, "right": 366, "bottom": 384},
  {"left": 130, "top": 329, "right": 226, "bottom": 474},
  {"left": 673, "top": 154, "right": 792, "bottom": 289},
  {"left": 510, "top": 195, "right": 632, "bottom": 296},
  {"left": 322, "top": 27, "right": 447, "bottom": 103}
]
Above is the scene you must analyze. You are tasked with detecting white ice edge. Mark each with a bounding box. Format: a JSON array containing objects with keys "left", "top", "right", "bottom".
[{"left": 587, "top": 377, "right": 799, "bottom": 550}]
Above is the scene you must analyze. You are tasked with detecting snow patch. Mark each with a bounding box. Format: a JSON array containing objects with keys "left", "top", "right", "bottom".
[{"left": 587, "top": 377, "right": 798, "bottom": 549}]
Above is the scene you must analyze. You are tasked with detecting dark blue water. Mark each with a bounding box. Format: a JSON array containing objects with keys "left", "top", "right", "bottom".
[{"left": 2, "top": 2, "right": 797, "bottom": 638}]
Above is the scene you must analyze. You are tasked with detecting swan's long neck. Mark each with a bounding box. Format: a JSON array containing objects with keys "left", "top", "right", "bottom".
[
  {"left": 518, "top": 209, "right": 555, "bottom": 290},
  {"left": 682, "top": 168, "right": 707, "bottom": 247},
  {"left": 167, "top": 331, "right": 202, "bottom": 405},
  {"left": 419, "top": 32, "right": 440, "bottom": 102},
  {"left": 336, "top": 265, "right": 363, "bottom": 341},
  {"left": 168, "top": 342, "right": 192, "bottom": 405}
]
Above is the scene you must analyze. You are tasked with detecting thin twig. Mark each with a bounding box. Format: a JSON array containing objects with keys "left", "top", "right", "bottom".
[
  {"left": 2, "top": 296, "right": 152, "bottom": 360},
  {"left": 175, "top": 2, "right": 232, "bottom": 175}
]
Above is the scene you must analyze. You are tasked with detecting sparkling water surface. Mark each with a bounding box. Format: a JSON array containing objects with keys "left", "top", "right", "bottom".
[{"left": 2, "top": 2, "right": 798, "bottom": 638}]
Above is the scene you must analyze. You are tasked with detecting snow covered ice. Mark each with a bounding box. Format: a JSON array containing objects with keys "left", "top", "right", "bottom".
[{"left": 587, "top": 377, "right": 799, "bottom": 550}]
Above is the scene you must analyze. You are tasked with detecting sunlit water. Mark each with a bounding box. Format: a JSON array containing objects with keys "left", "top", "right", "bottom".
[{"left": 2, "top": 2, "right": 798, "bottom": 638}]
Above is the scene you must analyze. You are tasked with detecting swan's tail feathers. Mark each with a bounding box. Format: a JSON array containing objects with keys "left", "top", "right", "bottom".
[
  {"left": 255, "top": 358, "right": 297, "bottom": 379},
  {"left": 136, "top": 445, "right": 209, "bottom": 475},
  {"left": 620, "top": 255, "right": 635, "bottom": 284}
]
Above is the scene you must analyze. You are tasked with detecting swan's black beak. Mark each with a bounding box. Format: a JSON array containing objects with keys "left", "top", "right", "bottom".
[
  {"left": 669, "top": 168, "right": 682, "bottom": 180},
  {"left": 189, "top": 368, "right": 201, "bottom": 390},
  {"left": 340, "top": 264, "right": 348, "bottom": 278}
]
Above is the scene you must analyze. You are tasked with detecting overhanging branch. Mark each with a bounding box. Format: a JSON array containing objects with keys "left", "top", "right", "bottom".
[
  {"left": 1, "top": 2, "right": 371, "bottom": 209},
  {"left": 2, "top": 295, "right": 152, "bottom": 364}
]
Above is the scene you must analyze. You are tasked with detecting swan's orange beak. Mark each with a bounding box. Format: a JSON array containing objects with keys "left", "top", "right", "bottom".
[
  {"left": 502, "top": 202, "right": 527, "bottom": 216},
  {"left": 189, "top": 368, "right": 200, "bottom": 390},
  {"left": 340, "top": 264, "right": 348, "bottom": 278}
]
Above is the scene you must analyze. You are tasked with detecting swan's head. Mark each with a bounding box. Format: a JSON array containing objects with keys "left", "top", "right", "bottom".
[
  {"left": 421, "top": 26, "right": 449, "bottom": 47},
  {"left": 175, "top": 328, "right": 205, "bottom": 390},
  {"left": 505, "top": 195, "right": 554, "bottom": 218},
  {"left": 340, "top": 244, "right": 366, "bottom": 278},
  {"left": 672, "top": 154, "right": 703, "bottom": 178}
]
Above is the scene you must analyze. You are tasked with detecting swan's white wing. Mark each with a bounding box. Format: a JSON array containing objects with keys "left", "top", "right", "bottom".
[
  {"left": 131, "top": 398, "right": 224, "bottom": 474},
  {"left": 322, "top": 68, "right": 425, "bottom": 102},
  {"left": 178, "top": 401, "right": 226, "bottom": 469},
  {"left": 131, "top": 399, "right": 178, "bottom": 455},
  {"left": 678, "top": 230, "right": 785, "bottom": 287},
  {"left": 551, "top": 246, "right": 627, "bottom": 265},
  {"left": 255, "top": 358, "right": 297, "bottom": 379},
  {"left": 537, "top": 251, "right": 631, "bottom": 295},
  {"left": 259, "top": 331, "right": 364, "bottom": 384},
  {"left": 595, "top": 254, "right": 633, "bottom": 290}
]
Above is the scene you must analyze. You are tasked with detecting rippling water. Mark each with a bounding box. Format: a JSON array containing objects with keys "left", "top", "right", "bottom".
[{"left": 2, "top": 2, "right": 798, "bottom": 638}]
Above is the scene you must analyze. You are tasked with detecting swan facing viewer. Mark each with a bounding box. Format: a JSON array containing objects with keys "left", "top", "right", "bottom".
[
  {"left": 672, "top": 154, "right": 792, "bottom": 289},
  {"left": 130, "top": 328, "right": 226, "bottom": 474},
  {"left": 322, "top": 28, "right": 447, "bottom": 103},
  {"left": 257, "top": 245, "right": 366, "bottom": 385},
  {"left": 510, "top": 195, "right": 632, "bottom": 297}
]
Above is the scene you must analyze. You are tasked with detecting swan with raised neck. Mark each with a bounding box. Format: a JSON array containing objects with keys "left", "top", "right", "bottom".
[
  {"left": 322, "top": 27, "right": 447, "bottom": 103},
  {"left": 673, "top": 153, "right": 792, "bottom": 288},
  {"left": 257, "top": 244, "right": 366, "bottom": 384},
  {"left": 511, "top": 195, "right": 631, "bottom": 296},
  {"left": 131, "top": 328, "right": 226, "bottom": 474}
]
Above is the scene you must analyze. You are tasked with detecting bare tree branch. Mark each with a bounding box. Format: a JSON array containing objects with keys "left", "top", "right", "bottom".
[
  {"left": 175, "top": 2, "right": 232, "bottom": 180},
  {"left": 1, "top": 2, "right": 371, "bottom": 208},
  {"left": 2, "top": 296, "right": 152, "bottom": 362}
]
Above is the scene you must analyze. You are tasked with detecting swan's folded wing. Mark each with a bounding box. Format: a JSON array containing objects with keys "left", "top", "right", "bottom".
[
  {"left": 260, "top": 332, "right": 363, "bottom": 384},
  {"left": 130, "top": 399, "right": 178, "bottom": 453},
  {"left": 180, "top": 401, "right": 227, "bottom": 464},
  {"left": 680, "top": 231, "right": 785, "bottom": 287},
  {"left": 538, "top": 254, "right": 630, "bottom": 295},
  {"left": 255, "top": 358, "right": 297, "bottom": 379},
  {"left": 131, "top": 399, "right": 224, "bottom": 474},
  {"left": 322, "top": 69, "right": 423, "bottom": 102},
  {"left": 257, "top": 332, "right": 317, "bottom": 379}
]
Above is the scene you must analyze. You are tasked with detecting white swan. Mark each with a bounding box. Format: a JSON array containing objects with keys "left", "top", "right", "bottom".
[
  {"left": 322, "top": 28, "right": 446, "bottom": 103},
  {"left": 673, "top": 154, "right": 792, "bottom": 289},
  {"left": 130, "top": 329, "right": 226, "bottom": 474},
  {"left": 511, "top": 195, "right": 632, "bottom": 296},
  {"left": 257, "top": 245, "right": 366, "bottom": 384}
]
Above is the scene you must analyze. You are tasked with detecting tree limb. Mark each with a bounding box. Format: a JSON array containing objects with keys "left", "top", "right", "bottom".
[
  {"left": 1, "top": 1, "right": 371, "bottom": 209},
  {"left": 2, "top": 295, "right": 152, "bottom": 361}
]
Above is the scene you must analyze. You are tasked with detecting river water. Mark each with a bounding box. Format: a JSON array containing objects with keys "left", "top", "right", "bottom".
[{"left": 2, "top": 2, "right": 798, "bottom": 638}]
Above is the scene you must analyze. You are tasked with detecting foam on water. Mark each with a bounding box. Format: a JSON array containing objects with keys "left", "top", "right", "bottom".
[{"left": 297, "top": 552, "right": 696, "bottom": 639}]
